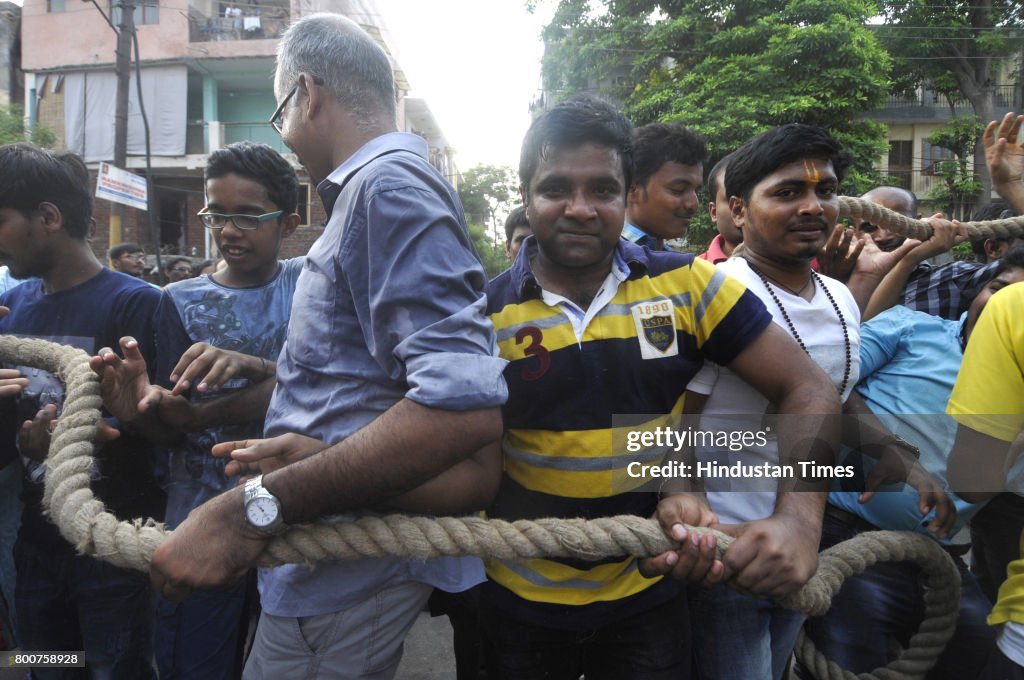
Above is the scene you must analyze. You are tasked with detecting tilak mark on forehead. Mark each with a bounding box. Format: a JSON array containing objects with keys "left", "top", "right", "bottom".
[{"left": 803, "top": 160, "right": 821, "bottom": 183}]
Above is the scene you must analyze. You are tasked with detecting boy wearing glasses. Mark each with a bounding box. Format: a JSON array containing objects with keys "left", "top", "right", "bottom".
[{"left": 146, "top": 141, "right": 302, "bottom": 679}]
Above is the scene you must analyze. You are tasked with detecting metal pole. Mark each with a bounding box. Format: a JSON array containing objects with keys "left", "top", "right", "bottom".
[{"left": 109, "top": 0, "right": 135, "bottom": 246}]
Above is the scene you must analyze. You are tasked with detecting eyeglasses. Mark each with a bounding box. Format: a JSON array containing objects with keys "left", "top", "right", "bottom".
[
  {"left": 198, "top": 211, "right": 283, "bottom": 231},
  {"left": 269, "top": 75, "right": 324, "bottom": 134}
]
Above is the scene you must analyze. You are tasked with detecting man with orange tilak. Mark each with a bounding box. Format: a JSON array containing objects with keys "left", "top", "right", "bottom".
[{"left": 686, "top": 124, "right": 860, "bottom": 680}]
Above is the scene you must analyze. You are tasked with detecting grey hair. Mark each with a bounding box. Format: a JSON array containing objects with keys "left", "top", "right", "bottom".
[{"left": 276, "top": 13, "right": 397, "bottom": 122}]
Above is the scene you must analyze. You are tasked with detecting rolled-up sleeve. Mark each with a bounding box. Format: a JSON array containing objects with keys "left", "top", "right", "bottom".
[
  {"left": 402, "top": 297, "right": 509, "bottom": 410},
  {"left": 341, "top": 173, "right": 508, "bottom": 411}
]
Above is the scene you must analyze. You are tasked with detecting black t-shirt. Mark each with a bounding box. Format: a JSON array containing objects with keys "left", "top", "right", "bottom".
[{"left": 0, "top": 269, "right": 166, "bottom": 554}]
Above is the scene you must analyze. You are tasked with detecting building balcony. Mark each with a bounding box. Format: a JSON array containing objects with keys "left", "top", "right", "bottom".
[
  {"left": 870, "top": 84, "right": 1022, "bottom": 122},
  {"left": 188, "top": 0, "right": 289, "bottom": 43}
]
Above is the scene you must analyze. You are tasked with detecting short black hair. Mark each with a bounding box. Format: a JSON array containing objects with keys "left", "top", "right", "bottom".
[
  {"left": 109, "top": 242, "right": 144, "bottom": 261},
  {"left": 632, "top": 123, "right": 706, "bottom": 188},
  {"left": 995, "top": 244, "right": 1024, "bottom": 276},
  {"left": 0, "top": 143, "right": 94, "bottom": 239},
  {"left": 504, "top": 205, "right": 529, "bottom": 244},
  {"left": 725, "top": 124, "right": 852, "bottom": 202},
  {"left": 970, "top": 202, "right": 1017, "bottom": 258},
  {"left": 163, "top": 256, "right": 191, "bottom": 272},
  {"left": 206, "top": 142, "right": 300, "bottom": 215},
  {"left": 706, "top": 153, "right": 734, "bottom": 202},
  {"left": 519, "top": 96, "right": 633, "bottom": 197},
  {"left": 193, "top": 259, "right": 215, "bottom": 276}
]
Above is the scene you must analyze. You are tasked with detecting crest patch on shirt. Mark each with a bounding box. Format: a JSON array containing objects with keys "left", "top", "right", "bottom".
[{"left": 631, "top": 299, "right": 678, "bottom": 359}]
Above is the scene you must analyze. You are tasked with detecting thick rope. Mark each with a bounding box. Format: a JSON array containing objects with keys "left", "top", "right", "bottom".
[
  {"left": 840, "top": 195, "right": 1024, "bottom": 241},
  {"left": 0, "top": 334, "right": 961, "bottom": 679}
]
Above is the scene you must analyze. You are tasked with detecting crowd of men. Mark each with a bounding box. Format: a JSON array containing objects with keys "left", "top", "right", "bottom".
[{"left": 1, "top": 10, "right": 1024, "bottom": 680}]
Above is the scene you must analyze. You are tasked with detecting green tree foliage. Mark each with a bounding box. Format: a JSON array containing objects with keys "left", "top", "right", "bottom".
[
  {"left": 0, "top": 105, "right": 57, "bottom": 147},
  {"left": 539, "top": 0, "right": 894, "bottom": 229},
  {"left": 927, "top": 116, "right": 986, "bottom": 221},
  {"left": 458, "top": 164, "right": 520, "bottom": 277},
  {"left": 876, "top": 0, "right": 1024, "bottom": 203},
  {"left": 458, "top": 164, "right": 521, "bottom": 244},
  {"left": 467, "top": 220, "right": 513, "bottom": 279}
]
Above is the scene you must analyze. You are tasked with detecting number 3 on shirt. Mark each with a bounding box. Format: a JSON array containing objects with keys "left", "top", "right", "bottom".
[{"left": 515, "top": 326, "right": 550, "bottom": 381}]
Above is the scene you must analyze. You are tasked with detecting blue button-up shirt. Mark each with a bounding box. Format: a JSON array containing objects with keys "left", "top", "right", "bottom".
[
  {"left": 260, "top": 132, "right": 508, "bottom": 617},
  {"left": 829, "top": 305, "right": 982, "bottom": 542}
]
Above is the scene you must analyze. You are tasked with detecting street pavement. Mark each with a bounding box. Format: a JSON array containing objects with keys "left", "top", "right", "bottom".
[{"left": 397, "top": 612, "right": 458, "bottom": 679}]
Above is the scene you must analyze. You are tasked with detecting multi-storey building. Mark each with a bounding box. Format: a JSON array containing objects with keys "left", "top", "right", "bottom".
[
  {"left": 866, "top": 61, "right": 1023, "bottom": 209},
  {"left": 20, "top": 0, "right": 456, "bottom": 261},
  {"left": 0, "top": 1, "right": 19, "bottom": 108}
]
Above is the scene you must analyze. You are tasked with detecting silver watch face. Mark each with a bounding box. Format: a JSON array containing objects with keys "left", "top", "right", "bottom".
[{"left": 246, "top": 496, "right": 280, "bottom": 528}]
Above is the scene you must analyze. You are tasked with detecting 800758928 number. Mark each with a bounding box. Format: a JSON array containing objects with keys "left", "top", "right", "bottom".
[{"left": 3, "top": 652, "right": 85, "bottom": 668}]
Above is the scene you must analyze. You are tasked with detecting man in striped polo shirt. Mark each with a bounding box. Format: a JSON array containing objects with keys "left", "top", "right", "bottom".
[{"left": 480, "top": 97, "right": 841, "bottom": 680}]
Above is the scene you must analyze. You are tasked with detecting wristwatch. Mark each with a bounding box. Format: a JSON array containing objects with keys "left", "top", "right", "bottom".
[{"left": 244, "top": 475, "right": 286, "bottom": 535}]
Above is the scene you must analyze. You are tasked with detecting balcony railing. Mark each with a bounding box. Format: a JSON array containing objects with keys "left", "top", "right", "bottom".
[
  {"left": 882, "top": 85, "right": 1019, "bottom": 110},
  {"left": 188, "top": 1, "right": 289, "bottom": 43}
]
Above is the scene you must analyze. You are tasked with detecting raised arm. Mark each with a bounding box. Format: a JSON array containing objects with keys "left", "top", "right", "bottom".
[
  {"left": 863, "top": 217, "right": 967, "bottom": 321},
  {"left": 984, "top": 112, "right": 1024, "bottom": 213}
]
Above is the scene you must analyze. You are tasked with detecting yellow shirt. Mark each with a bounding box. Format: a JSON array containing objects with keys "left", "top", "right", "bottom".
[{"left": 948, "top": 283, "right": 1024, "bottom": 625}]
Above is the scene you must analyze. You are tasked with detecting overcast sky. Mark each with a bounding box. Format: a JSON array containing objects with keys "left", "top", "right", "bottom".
[{"left": 374, "top": 0, "right": 554, "bottom": 173}]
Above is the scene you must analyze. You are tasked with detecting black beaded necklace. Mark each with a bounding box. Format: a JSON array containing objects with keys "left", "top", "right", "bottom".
[{"left": 744, "top": 260, "right": 852, "bottom": 397}]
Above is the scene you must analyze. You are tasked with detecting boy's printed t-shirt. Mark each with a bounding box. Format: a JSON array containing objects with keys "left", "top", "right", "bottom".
[{"left": 154, "top": 258, "right": 303, "bottom": 526}]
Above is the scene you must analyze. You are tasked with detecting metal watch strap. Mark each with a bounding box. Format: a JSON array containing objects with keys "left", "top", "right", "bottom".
[{"left": 244, "top": 474, "right": 265, "bottom": 503}]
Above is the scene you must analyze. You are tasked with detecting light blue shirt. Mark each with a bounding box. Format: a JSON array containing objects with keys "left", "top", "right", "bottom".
[
  {"left": 829, "top": 305, "right": 983, "bottom": 542},
  {"left": 260, "top": 132, "right": 508, "bottom": 617}
]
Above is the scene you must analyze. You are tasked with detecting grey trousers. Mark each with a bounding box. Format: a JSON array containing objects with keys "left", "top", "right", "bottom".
[{"left": 243, "top": 580, "right": 433, "bottom": 680}]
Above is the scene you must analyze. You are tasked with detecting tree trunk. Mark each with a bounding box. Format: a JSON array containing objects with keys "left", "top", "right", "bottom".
[{"left": 972, "top": 87, "right": 995, "bottom": 209}]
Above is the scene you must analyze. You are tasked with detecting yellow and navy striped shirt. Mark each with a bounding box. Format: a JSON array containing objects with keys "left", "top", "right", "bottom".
[{"left": 483, "top": 239, "right": 772, "bottom": 629}]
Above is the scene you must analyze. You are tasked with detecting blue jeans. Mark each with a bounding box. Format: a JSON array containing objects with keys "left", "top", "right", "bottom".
[
  {"left": 155, "top": 580, "right": 248, "bottom": 679},
  {"left": 14, "top": 537, "right": 156, "bottom": 680},
  {"left": 689, "top": 582, "right": 805, "bottom": 680},
  {"left": 0, "top": 459, "right": 22, "bottom": 648},
  {"left": 481, "top": 591, "right": 691, "bottom": 680},
  {"left": 803, "top": 512, "right": 996, "bottom": 679}
]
